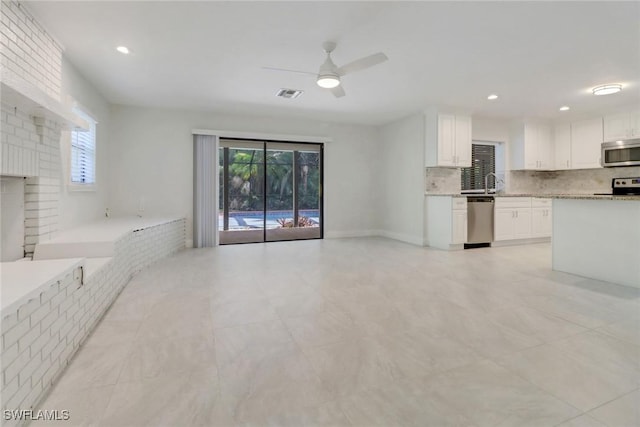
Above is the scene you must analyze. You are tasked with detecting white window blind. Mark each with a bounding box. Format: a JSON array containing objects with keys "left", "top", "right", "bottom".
[{"left": 70, "top": 108, "right": 96, "bottom": 184}]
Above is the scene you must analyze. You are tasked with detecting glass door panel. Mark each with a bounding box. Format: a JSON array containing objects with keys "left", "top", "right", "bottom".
[
  {"left": 219, "top": 139, "right": 322, "bottom": 245},
  {"left": 265, "top": 142, "right": 321, "bottom": 242},
  {"left": 219, "top": 141, "right": 265, "bottom": 244}
]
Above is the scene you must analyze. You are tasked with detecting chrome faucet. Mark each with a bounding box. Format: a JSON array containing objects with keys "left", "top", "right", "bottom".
[{"left": 484, "top": 172, "right": 504, "bottom": 194}]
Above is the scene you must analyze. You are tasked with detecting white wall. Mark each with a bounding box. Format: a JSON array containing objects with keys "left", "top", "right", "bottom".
[
  {"left": 107, "top": 105, "right": 381, "bottom": 244},
  {"left": 58, "top": 58, "right": 111, "bottom": 231},
  {"left": 378, "top": 113, "right": 425, "bottom": 245}
]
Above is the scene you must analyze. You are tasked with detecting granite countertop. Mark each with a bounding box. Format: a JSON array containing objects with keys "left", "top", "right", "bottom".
[{"left": 425, "top": 193, "right": 639, "bottom": 201}]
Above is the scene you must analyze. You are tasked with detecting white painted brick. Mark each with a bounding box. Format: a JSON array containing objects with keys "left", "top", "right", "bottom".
[
  {"left": 29, "top": 301, "right": 50, "bottom": 326},
  {"left": 3, "top": 318, "right": 30, "bottom": 350},
  {"left": 1, "top": 312, "right": 18, "bottom": 334},
  {"left": 39, "top": 284, "right": 59, "bottom": 304},
  {"left": 1, "top": 374, "right": 19, "bottom": 407},
  {"left": 49, "top": 339, "right": 64, "bottom": 362},
  {"left": 24, "top": 378, "right": 43, "bottom": 410},
  {"left": 41, "top": 358, "right": 59, "bottom": 387},
  {"left": 3, "top": 347, "right": 29, "bottom": 386},
  {"left": 1, "top": 342, "right": 19, "bottom": 369},
  {"left": 19, "top": 353, "right": 41, "bottom": 386},
  {"left": 29, "top": 329, "right": 50, "bottom": 357},
  {"left": 41, "top": 332, "right": 60, "bottom": 358},
  {"left": 17, "top": 325, "right": 40, "bottom": 354}
]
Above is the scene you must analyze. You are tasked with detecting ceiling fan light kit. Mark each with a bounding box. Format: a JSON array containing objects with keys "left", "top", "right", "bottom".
[
  {"left": 317, "top": 74, "right": 340, "bottom": 88},
  {"left": 264, "top": 41, "right": 388, "bottom": 97}
]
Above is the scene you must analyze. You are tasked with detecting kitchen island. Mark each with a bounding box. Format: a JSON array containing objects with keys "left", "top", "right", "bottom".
[{"left": 551, "top": 195, "right": 640, "bottom": 288}]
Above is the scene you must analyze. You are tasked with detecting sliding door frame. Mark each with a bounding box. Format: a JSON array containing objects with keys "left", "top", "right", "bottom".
[{"left": 219, "top": 137, "right": 324, "bottom": 244}]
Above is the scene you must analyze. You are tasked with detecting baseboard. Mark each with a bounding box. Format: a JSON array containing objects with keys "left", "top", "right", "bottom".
[
  {"left": 324, "top": 229, "right": 380, "bottom": 239},
  {"left": 491, "top": 237, "right": 550, "bottom": 247},
  {"left": 376, "top": 230, "right": 425, "bottom": 246}
]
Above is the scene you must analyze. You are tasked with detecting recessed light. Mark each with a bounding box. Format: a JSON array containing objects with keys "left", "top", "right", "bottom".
[
  {"left": 116, "top": 46, "right": 130, "bottom": 54},
  {"left": 487, "top": 94, "right": 498, "bottom": 100},
  {"left": 559, "top": 106, "right": 570, "bottom": 111},
  {"left": 592, "top": 84, "right": 621, "bottom": 96}
]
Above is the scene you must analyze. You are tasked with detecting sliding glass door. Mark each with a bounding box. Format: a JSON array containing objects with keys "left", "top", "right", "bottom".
[{"left": 219, "top": 139, "right": 322, "bottom": 245}]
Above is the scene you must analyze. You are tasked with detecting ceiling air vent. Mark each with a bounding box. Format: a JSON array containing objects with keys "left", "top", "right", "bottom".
[{"left": 276, "top": 88, "right": 303, "bottom": 99}]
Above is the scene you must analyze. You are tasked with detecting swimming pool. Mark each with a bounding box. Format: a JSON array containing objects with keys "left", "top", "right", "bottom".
[{"left": 220, "top": 210, "right": 320, "bottom": 229}]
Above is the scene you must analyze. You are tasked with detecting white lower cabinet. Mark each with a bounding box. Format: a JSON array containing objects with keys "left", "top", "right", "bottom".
[
  {"left": 494, "top": 197, "right": 551, "bottom": 242},
  {"left": 451, "top": 199, "right": 468, "bottom": 244},
  {"left": 425, "top": 196, "right": 467, "bottom": 249},
  {"left": 531, "top": 198, "right": 552, "bottom": 238}
]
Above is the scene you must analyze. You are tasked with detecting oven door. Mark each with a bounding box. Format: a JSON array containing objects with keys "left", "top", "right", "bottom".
[{"left": 602, "top": 140, "right": 640, "bottom": 167}]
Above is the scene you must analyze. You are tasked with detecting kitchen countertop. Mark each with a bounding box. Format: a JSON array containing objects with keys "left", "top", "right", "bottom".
[{"left": 425, "top": 193, "right": 639, "bottom": 201}]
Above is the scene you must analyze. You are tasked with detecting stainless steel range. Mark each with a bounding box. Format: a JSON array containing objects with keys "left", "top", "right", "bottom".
[{"left": 595, "top": 177, "right": 640, "bottom": 196}]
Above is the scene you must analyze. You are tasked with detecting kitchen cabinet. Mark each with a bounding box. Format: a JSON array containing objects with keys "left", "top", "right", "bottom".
[
  {"left": 425, "top": 111, "right": 472, "bottom": 167},
  {"left": 570, "top": 117, "right": 603, "bottom": 169},
  {"left": 425, "top": 196, "right": 467, "bottom": 250},
  {"left": 603, "top": 111, "right": 640, "bottom": 141},
  {"left": 554, "top": 123, "right": 572, "bottom": 170},
  {"left": 494, "top": 197, "right": 532, "bottom": 241},
  {"left": 451, "top": 197, "right": 468, "bottom": 244},
  {"left": 510, "top": 122, "right": 553, "bottom": 170},
  {"left": 531, "top": 198, "right": 552, "bottom": 238}
]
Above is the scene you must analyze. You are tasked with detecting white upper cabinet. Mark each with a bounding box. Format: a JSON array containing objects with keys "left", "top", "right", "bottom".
[
  {"left": 425, "top": 111, "right": 472, "bottom": 168},
  {"left": 510, "top": 122, "right": 553, "bottom": 170},
  {"left": 570, "top": 117, "right": 603, "bottom": 169},
  {"left": 603, "top": 111, "right": 640, "bottom": 141},
  {"left": 554, "top": 123, "right": 572, "bottom": 170}
]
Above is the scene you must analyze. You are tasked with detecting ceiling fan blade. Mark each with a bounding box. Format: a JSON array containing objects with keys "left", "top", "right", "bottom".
[
  {"left": 262, "top": 66, "right": 316, "bottom": 76},
  {"left": 337, "top": 52, "right": 388, "bottom": 76},
  {"left": 330, "top": 85, "right": 346, "bottom": 98}
]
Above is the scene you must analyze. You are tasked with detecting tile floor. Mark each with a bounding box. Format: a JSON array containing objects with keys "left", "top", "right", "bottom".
[{"left": 33, "top": 238, "right": 640, "bottom": 426}]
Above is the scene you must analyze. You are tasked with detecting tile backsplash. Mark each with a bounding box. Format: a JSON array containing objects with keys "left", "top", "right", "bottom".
[
  {"left": 425, "top": 167, "right": 460, "bottom": 194},
  {"left": 508, "top": 166, "right": 640, "bottom": 194}
]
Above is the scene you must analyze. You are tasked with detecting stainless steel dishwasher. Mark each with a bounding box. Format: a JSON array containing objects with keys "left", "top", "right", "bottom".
[{"left": 466, "top": 196, "right": 494, "bottom": 245}]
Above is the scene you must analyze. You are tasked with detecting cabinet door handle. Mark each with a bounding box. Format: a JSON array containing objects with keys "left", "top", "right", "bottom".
[{"left": 566, "top": 160, "right": 569, "bottom": 168}]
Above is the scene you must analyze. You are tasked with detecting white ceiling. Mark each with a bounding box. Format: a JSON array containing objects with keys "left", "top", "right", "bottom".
[{"left": 26, "top": 1, "right": 640, "bottom": 126}]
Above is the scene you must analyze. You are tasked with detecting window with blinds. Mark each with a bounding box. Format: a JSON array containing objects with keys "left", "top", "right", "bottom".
[
  {"left": 70, "top": 109, "right": 96, "bottom": 184},
  {"left": 461, "top": 143, "right": 495, "bottom": 191}
]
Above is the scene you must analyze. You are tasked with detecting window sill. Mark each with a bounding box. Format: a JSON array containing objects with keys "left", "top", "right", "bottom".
[{"left": 67, "top": 183, "right": 96, "bottom": 192}]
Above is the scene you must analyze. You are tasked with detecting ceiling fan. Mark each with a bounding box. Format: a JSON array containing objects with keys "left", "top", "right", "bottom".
[{"left": 263, "top": 41, "right": 388, "bottom": 98}]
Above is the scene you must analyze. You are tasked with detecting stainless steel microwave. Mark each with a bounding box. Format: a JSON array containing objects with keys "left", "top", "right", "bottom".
[{"left": 601, "top": 139, "right": 640, "bottom": 167}]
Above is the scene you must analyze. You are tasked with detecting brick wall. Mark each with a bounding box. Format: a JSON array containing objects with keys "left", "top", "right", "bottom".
[
  {"left": 0, "top": 218, "right": 186, "bottom": 426},
  {"left": 0, "top": 0, "right": 65, "bottom": 258},
  {"left": 0, "top": 0, "right": 63, "bottom": 101}
]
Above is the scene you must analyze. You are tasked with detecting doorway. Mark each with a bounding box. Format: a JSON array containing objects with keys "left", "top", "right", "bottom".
[{"left": 218, "top": 139, "right": 323, "bottom": 245}]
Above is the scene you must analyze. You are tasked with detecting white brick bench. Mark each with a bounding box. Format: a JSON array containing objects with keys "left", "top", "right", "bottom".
[{"left": 0, "top": 217, "right": 185, "bottom": 426}]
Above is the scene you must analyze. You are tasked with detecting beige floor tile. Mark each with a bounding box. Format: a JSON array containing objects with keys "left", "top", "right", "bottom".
[
  {"left": 225, "top": 378, "right": 334, "bottom": 426},
  {"left": 302, "top": 337, "right": 399, "bottom": 397},
  {"left": 497, "top": 338, "right": 637, "bottom": 412},
  {"left": 484, "top": 305, "right": 588, "bottom": 344},
  {"left": 53, "top": 343, "right": 131, "bottom": 392},
  {"left": 426, "top": 359, "right": 581, "bottom": 427},
  {"left": 211, "top": 297, "right": 280, "bottom": 328},
  {"left": 218, "top": 342, "right": 317, "bottom": 400},
  {"left": 100, "top": 368, "right": 231, "bottom": 427},
  {"left": 82, "top": 319, "right": 141, "bottom": 348},
  {"left": 119, "top": 333, "right": 216, "bottom": 382},
  {"left": 556, "top": 414, "right": 607, "bottom": 427},
  {"left": 36, "top": 239, "right": 640, "bottom": 427},
  {"left": 596, "top": 319, "right": 640, "bottom": 346},
  {"left": 340, "top": 379, "right": 476, "bottom": 427},
  {"left": 283, "top": 310, "right": 363, "bottom": 348},
  {"left": 32, "top": 384, "right": 114, "bottom": 427},
  {"left": 214, "top": 320, "right": 294, "bottom": 367},
  {"left": 588, "top": 389, "right": 640, "bottom": 427}
]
